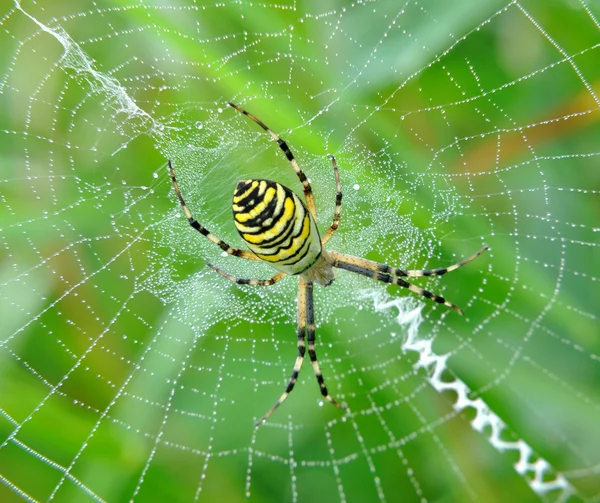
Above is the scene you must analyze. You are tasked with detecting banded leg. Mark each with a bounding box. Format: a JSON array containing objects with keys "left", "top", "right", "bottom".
[
  {"left": 398, "top": 246, "right": 489, "bottom": 277},
  {"left": 255, "top": 282, "right": 308, "bottom": 426},
  {"left": 169, "top": 161, "right": 258, "bottom": 260},
  {"left": 303, "top": 278, "right": 345, "bottom": 409},
  {"left": 329, "top": 251, "right": 468, "bottom": 314},
  {"left": 329, "top": 246, "right": 489, "bottom": 278},
  {"left": 207, "top": 263, "right": 286, "bottom": 286},
  {"left": 228, "top": 102, "right": 317, "bottom": 221},
  {"left": 321, "top": 155, "right": 343, "bottom": 246}
]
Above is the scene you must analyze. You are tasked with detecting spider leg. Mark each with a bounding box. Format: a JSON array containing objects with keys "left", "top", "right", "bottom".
[
  {"left": 169, "top": 161, "right": 258, "bottom": 260},
  {"left": 303, "top": 278, "right": 345, "bottom": 409},
  {"left": 207, "top": 263, "right": 286, "bottom": 286},
  {"left": 228, "top": 102, "right": 317, "bottom": 221},
  {"left": 398, "top": 246, "right": 489, "bottom": 277},
  {"left": 330, "top": 247, "right": 488, "bottom": 279},
  {"left": 329, "top": 250, "right": 484, "bottom": 314},
  {"left": 321, "top": 155, "right": 343, "bottom": 246},
  {"left": 254, "top": 278, "right": 344, "bottom": 426},
  {"left": 255, "top": 283, "right": 307, "bottom": 426}
]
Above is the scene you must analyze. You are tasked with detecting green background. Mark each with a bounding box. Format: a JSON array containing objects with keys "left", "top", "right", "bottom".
[{"left": 1, "top": 0, "right": 599, "bottom": 502}]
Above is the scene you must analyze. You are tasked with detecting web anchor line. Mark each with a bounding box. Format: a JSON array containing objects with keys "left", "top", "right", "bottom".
[{"left": 369, "top": 292, "right": 576, "bottom": 501}]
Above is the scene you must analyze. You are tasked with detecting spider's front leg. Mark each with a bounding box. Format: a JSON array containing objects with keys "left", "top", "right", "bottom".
[
  {"left": 321, "top": 155, "right": 343, "bottom": 246},
  {"left": 228, "top": 102, "right": 317, "bottom": 220},
  {"left": 329, "top": 246, "right": 489, "bottom": 314},
  {"left": 392, "top": 246, "right": 489, "bottom": 278}
]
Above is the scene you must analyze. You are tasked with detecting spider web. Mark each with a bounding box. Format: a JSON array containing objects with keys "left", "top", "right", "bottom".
[{"left": 1, "top": 0, "right": 599, "bottom": 501}]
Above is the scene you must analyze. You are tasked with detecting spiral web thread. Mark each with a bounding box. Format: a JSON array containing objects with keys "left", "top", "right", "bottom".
[{"left": 0, "top": 0, "right": 599, "bottom": 502}]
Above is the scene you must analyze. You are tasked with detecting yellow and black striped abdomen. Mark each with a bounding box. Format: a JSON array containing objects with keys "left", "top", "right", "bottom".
[{"left": 232, "top": 179, "right": 322, "bottom": 276}]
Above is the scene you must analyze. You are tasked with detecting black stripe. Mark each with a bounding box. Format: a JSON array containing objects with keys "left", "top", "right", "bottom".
[
  {"left": 277, "top": 139, "right": 295, "bottom": 161},
  {"left": 252, "top": 206, "right": 308, "bottom": 257},
  {"left": 259, "top": 210, "right": 297, "bottom": 246},
  {"left": 191, "top": 221, "right": 209, "bottom": 236},
  {"left": 376, "top": 272, "right": 393, "bottom": 283},
  {"left": 335, "top": 261, "right": 367, "bottom": 275},
  {"left": 382, "top": 262, "right": 395, "bottom": 273},
  {"left": 394, "top": 277, "right": 409, "bottom": 288},
  {"left": 236, "top": 194, "right": 280, "bottom": 229},
  {"left": 238, "top": 188, "right": 293, "bottom": 235},
  {"left": 286, "top": 371, "right": 299, "bottom": 393},
  {"left": 305, "top": 283, "right": 314, "bottom": 339},
  {"left": 394, "top": 267, "right": 408, "bottom": 277},
  {"left": 244, "top": 210, "right": 300, "bottom": 253},
  {"left": 279, "top": 232, "right": 313, "bottom": 266},
  {"left": 258, "top": 198, "right": 305, "bottom": 247},
  {"left": 233, "top": 183, "right": 262, "bottom": 209},
  {"left": 292, "top": 249, "right": 322, "bottom": 276},
  {"left": 423, "top": 268, "right": 447, "bottom": 276}
]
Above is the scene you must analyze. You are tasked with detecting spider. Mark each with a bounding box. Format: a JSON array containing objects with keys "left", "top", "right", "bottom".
[{"left": 169, "top": 102, "right": 489, "bottom": 426}]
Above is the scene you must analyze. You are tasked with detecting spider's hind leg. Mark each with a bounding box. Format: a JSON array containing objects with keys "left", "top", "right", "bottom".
[
  {"left": 254, "top": 278, "right": 345, "bottom": 426},
  {"left": 207, "top": 263, "right": 286, "bottom": 286},
  {"left": 255, "top": 318, "right": 306, "bottom": 427},
  {"left": 303, "top": 279, "right": 346, "bottom": 409}
]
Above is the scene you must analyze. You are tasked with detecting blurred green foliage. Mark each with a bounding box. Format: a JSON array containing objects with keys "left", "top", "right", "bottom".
[{"left": 1, "top": 1, "right": 599, "bottom": 502}]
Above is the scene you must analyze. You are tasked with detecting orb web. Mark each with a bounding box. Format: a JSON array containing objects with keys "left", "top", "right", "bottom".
[{"left": 1, "top": 1, "right": 599, "bottom": 502}]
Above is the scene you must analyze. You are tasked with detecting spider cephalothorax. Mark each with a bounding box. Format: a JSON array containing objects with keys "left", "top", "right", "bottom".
[{"left": 169, "top": 102, "right": 488, "bottom": 426}]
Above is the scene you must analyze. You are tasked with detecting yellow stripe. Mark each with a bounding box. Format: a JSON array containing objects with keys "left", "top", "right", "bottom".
[
  {"left": 256, "top": 215, "right": 310, "bottom": 262},
  {"left": 234, "top": 186, "right": 277, "bottom": 223},
  {"left": 248, "top": 193, "right": 304, "bottom": 252},
  {"left": 272, "top": 184, "right": 286, "bottom": 223},
  {"left": 232, "top": 180, "right": 259, "bottom": 204},
  {"left": 240, "top": 196, "right": 295, "bottom": 244}
]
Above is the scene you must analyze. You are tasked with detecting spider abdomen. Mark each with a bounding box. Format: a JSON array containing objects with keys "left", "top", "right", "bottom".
[{"left": 232, "top": 179, "right": 322, "bottom": 275}]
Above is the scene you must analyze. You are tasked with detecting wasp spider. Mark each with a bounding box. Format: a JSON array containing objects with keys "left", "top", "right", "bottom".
[{"left": 169, "top": 102, "right": 489, "bottom": 426}]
